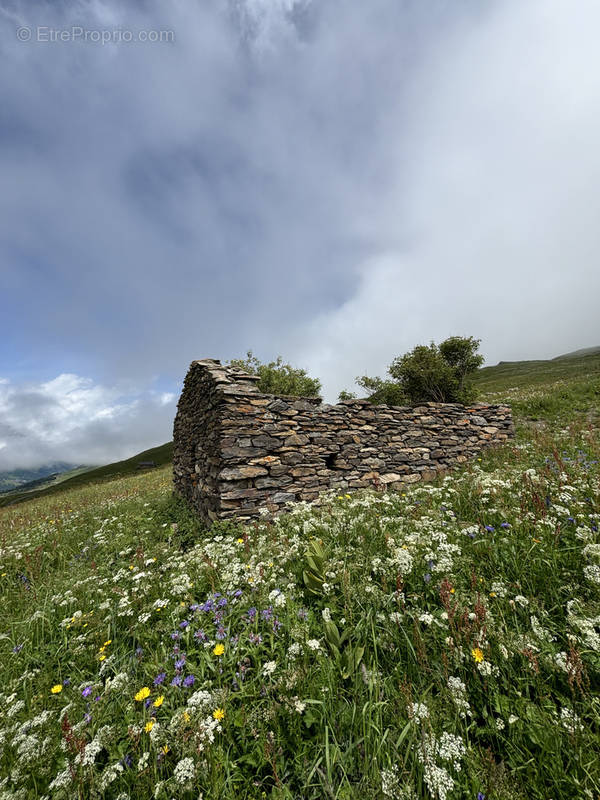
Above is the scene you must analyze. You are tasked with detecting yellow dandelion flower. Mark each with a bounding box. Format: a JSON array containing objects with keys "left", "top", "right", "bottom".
[
  {"left": 183, "top": 711, "right": 191, "bottom": 723},
  {"left": 213, "top": 707, "right": 225, "bottom": 721},
  {"left": 153, "top": 695, "right": 164, "bottom": 708},
  {"left": 103, "top": 640, "right": 112, "bottom": 646},
  {"left": 134, "top": 687, "right": 151, "bottom": 702},
  {"left": 449, "top": 588, "right": 455, "bottom": 594},
  {"left": 144, "top": 720, "right": 155, "bottom": 733},
  {"left": 489, "top": 592, "right": 497, "bottom": 598},
  {"left": 471, "top": 647, "right": 484, "bottom": 663},
  {"left": 162, "top": 745, "right": 169, "bottom": 755},
  {"left": 213, "top": 643, "right": 225, "bottom": 656},
  {"left": 98, "top": 655, "right": 106, "bottom": 662},
  {"left": 237, "top": 538, "right": 244, "bottom": 544},
  {"left": 50, "top": 684, "right": 63, "bottom": 694}
]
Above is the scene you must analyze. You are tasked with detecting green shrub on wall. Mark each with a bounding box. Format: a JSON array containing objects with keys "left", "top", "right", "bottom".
[{"left": 228, "top": 351, "right": 322, "bottom": 398}]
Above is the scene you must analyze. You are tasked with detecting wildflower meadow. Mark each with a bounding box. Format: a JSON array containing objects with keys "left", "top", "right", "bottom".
[{"left": 0, "top": 371, "right": 598, "bottom": 799}]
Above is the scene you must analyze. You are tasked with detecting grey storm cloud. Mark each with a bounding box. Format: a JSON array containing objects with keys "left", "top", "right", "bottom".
[{"left": 0, "top": 0, "right": 599, "bottom": 468}]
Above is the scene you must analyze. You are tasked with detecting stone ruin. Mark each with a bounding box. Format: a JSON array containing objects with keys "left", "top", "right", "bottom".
[{"left": 173, "top": 359, "right": 514, "bottom": 525}]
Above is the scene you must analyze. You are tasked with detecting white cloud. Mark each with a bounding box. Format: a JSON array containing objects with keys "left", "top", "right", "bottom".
[
  {"left": 0, "top": 375, "right": 176, "bottom": 470},
  {"left": 287, "top": 0, "right": 600, "bottom": 399}
]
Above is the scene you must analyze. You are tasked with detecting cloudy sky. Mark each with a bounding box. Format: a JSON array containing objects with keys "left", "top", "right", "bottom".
[{"left": 1, "top": 0, "right": 599, "bottom": 469}]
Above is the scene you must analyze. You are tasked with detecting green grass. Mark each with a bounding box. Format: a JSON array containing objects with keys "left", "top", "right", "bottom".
[
  {"left": 0, "top": 360, "right": 599, "bottom": 799},
  {"left": 475, "top": 348, "right": 600, "bottom": 394},
  {"left": 0, "top": 442, "right": 173, "bottom": 508}
]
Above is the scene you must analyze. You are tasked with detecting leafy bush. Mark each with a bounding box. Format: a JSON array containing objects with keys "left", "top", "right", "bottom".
[
  {"left": 229, "top": 351, "right": 321, "bottom": 398},
  {"left": 341, "top": 336, "right": 484, "bottom": 405}
]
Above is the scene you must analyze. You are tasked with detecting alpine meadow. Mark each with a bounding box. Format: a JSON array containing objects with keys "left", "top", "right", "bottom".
[{"left": 0, "top": 349, "right": 598, "bottom": 800}]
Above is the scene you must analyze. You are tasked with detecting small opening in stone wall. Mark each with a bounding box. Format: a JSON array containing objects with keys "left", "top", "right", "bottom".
[{"left": 324, "top": 453, "right": 336, "bottom": 468}]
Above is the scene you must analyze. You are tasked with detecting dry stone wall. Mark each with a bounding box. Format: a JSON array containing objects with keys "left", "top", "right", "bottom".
[{"left": 173, "top": 359, "right": 514, "bottom": 524}]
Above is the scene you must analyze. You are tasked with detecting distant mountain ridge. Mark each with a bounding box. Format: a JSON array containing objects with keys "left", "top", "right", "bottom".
[{"left": 0, "top": 463, "right": 82, "bottom": 493}]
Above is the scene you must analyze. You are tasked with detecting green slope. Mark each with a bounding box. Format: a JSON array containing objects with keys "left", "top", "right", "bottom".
[
  {"left": 475, "top": 348, "right": 600, "bottom": 393},
  {"left": 0, "top": 442, "right": 173, "bottom": 508}
]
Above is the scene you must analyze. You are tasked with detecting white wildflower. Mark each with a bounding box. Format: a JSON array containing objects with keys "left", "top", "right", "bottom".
[
  {"left": 410, "top": 702, "right": 429, "bottom": 723},
  {"left": 262, "top": 660, "right": 277, "bottom": 677},
  {"left": 174, "top": 756, "right": 196, "bottom": 785},
  {"left": 514, "top": 595, "right": 529, "bottom": 607}
]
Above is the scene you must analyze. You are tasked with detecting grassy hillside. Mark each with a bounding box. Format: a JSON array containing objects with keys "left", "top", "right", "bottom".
[
  {"left": 476, "top": 349, "right": 600, "bottom": 426},
  {"left": 475, "top": 348, "right": 600, "bottom": 393},
  {"left": 0, "top": 442, "right": 173, "bottom": 508},
  {"left": 0, "top": 358, "right": 598, "bottom": 799}
]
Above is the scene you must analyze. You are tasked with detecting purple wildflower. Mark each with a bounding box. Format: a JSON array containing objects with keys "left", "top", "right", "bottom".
[
  {"left": 424, "top": 573, "right": 432, "bottom": 583},
  {"left": 82, "top": 686, "right": 92, "bottom": 698},
  {"left": 194, "top": 629, "right": 206, "bottom": 641},
  {"left": 171, "top": 675, "right": 182, "bottom": 688},
  {"left": 175, "top": 658, "right": 186, "bottom": 671},
  {"left": 153, "top": 672, "right": 166, "bottom": 686},
  {"left": 12, "top": 644, "right": 24, "bottom": 654},
  {"left": 183, "top": 674, "right": 195, "bottom": 688},
  {"left": 179, "top": 620, "right": 189, "bottom": 629},
  {"left": 247, "top": 607, "right": 257, "bottom": 621}
]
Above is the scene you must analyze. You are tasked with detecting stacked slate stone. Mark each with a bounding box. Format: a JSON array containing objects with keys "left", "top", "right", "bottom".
[{"left": 173, "top": 360, "right": 514, "bottom": 525}]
